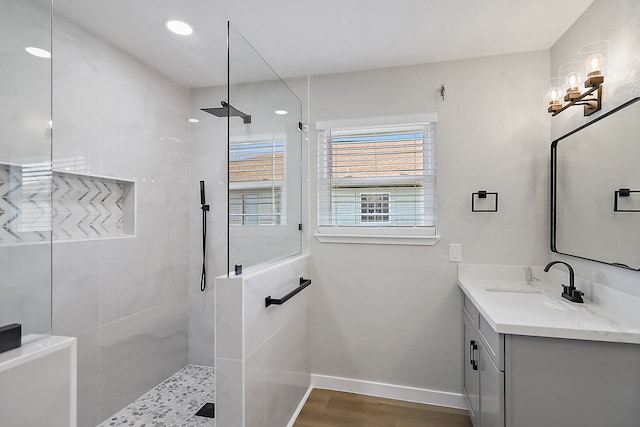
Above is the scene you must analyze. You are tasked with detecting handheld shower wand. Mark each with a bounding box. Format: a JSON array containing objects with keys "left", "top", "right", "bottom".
[
  {"left": 200, "top": 181, "right": 210, "bottom": 292},
  {"left": 200, "top": 181, "right": 206, "bottom": 206}
]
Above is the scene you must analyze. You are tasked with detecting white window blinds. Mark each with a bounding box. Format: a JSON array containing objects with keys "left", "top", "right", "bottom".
[{"left": 317, "top": 122, "right": 436, "bottom": 229}]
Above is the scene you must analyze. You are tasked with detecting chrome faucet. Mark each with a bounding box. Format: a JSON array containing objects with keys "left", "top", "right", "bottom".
[{"left": 543, "top": 261, "right": 584, "bottom": 303}]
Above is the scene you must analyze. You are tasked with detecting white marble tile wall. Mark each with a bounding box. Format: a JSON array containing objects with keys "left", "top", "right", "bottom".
[
  {"left": 188, "top": 290, "right": 216, "bottom": 367},
  {"left": 245, "top": 311, "right": 310, "bottom": 427},
  {"left": 75, "top": 329, "right": 100, "bottom": 427},
  {"left": 0, "top": 336, "right": 77, "bottom": 427},
  {"left": 99, "top": 298, "right": 189, "bottom": 421},
  {"left": 0, "top": 0, "right": 53, "bottom": 346},
  {"left": 216, "top": 357, "right": 245, "bottom": 427},
  {"left": 187, "top": 85, "right": 228, "bottom": 367},
  {"left": 0, "top": 0, "right": 51, "bottom": 165},
  {"left": 215, "top": 255, "right": 311, "bottom": 427},
  {"left": 243, "top": 256, "right": 310, "bottom": 357},
  {"left": 49, "top": 8, "right": 191, "bottom": 426},
  {"left": 0, "top": 243, "right": 52, "bottom": 337},
  {"left": 215, "top": 277, "right": 244, "bottom": 361}
]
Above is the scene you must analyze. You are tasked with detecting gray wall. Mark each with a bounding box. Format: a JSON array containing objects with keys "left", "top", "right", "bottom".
[
  {"left": 550, "top": 0, "right": 640, "bottom": 297},
  {"left": 51, "top": 11, "right": 190, "bottom": 427},
  {"left": 308, "top": 51, "right": 551, "bottom": 395}
]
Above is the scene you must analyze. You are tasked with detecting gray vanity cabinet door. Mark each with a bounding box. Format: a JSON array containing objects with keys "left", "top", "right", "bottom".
[
  {"left": 479, "top": 344, "right": 504, "bottom": 427},
  {"left": 463, "top": 315, "right": 480, "bottom": 427}
]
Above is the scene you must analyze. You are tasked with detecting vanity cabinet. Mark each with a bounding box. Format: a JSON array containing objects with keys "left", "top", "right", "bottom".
[
  {"left": 461, "top": 291, "right": 640, "bottom": 427},
  {"left": 462, "top": 295, "right": 504, "bottom": 427}
]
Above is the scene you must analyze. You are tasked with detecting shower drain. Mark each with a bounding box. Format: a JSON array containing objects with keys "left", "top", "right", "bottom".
[{"left": 195, "top": 402, "right": 215, "bottom": 419}]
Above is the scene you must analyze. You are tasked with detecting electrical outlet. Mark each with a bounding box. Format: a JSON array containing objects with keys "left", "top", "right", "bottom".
[{"left": 449, "top": 243, "right": 462, "bottom": 262}]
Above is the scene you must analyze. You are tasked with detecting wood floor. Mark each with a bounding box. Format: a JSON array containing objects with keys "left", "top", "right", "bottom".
[{"left": 293, "top": 389, "right": 473, "bottom": 427}]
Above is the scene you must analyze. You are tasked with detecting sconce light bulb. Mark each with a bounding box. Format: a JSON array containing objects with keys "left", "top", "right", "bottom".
[
  {"left": 565, "top": 72, "right": 581, "bottom": 91},
  {"left": 586, "top": 53, "right": 603, "bottom": 75},
  {"left": 547, "top": 87, "right": 563, "bottom": 104}
]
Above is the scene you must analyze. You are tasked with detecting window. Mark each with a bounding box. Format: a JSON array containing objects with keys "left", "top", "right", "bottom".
[
  {"left": 316, "top": 115, "right": 438, "bottom": 245},
  {"left": 360, "top": 193, "right": 390, "bottom": 223},
  {"left": 229, "top": 136, "right": 285, "bottom": 226}
]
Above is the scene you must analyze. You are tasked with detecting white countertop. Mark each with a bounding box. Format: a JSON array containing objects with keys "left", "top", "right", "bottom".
[{"left": 458, "top": 264, "right": 640, "bottom": 345}]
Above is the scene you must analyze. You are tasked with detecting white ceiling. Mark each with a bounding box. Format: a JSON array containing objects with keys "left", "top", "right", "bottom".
[{"left": 54, "top": 0, "right": 595, "bottom": 89}]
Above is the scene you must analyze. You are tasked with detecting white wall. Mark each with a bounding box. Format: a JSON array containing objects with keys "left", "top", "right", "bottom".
[
  {"left": 550, "top": 0, "right": 640, "bottom": 297},
  {"left": 308, "top": 51, "right": 551, "bottom": 398},
  {"left": 51, "top": 10, "right": 190, "bottom": 426}
]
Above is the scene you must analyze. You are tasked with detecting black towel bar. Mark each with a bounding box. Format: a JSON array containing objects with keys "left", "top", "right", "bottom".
[{"left": 265, "top": 277, "right": 312, "bottom": 307}]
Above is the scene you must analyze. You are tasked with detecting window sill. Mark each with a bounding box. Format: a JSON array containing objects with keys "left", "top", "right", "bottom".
[{"left": 315, "top": 227, "right": 440, "bottom": 246}]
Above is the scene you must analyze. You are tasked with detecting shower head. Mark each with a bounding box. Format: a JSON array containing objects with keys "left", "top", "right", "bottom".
[{"left": 201, "top": 101, "right": 251, "bottom": 124}]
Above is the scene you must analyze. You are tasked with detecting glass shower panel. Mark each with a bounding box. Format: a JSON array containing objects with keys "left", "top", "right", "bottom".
[
  {"left": 227, "top": 23, "right": 303, "bottom": 273},
  {"left": 0, "top": 0, "right": 53, "bottom": 344}
]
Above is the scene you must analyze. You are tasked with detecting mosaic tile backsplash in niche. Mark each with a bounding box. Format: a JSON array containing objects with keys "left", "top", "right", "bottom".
[{"left": 0, "top": 163, "right": 134, "bottom": 243}]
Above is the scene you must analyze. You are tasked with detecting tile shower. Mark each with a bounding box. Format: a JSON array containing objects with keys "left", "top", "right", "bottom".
[
  {"left": 1, "top": 1, "right": 309, "bottom": 426},
  {"left": 51, "top": 7, "right": 192, "bottom": 425},
  {"left": 2, "top": 0, "right": 195, "bottom": 425}
]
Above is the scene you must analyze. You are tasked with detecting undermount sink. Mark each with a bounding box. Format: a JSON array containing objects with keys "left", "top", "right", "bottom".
[{"left": 483, "top": 285, "right": 577, "bottom": 311}]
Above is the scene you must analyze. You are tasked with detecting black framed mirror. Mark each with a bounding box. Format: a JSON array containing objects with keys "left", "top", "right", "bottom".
[{"left": 551, "top": 97, "right": 640, "bottom": 270}]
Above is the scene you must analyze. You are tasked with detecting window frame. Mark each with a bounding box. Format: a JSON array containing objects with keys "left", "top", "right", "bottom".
[{"left": 315, "top": 114, "right": 440, "bottom": 246}]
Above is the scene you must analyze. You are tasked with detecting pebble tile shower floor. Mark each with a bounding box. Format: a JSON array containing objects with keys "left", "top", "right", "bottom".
[{"left": 99, "top": 364, "right": 215, "bottom": 427}]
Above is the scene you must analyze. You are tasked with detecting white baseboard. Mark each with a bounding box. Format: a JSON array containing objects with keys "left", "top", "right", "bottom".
[
  {"left": 310, "top": 374, "right": 468, "bottom": 410},
  {"left": 286, "top": 384, "right": 314, "bottom": 427}
]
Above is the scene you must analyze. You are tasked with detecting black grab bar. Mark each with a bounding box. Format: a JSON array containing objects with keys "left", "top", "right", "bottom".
[{"left": 265, "top": 277, "right": 312, "bottom": 307}]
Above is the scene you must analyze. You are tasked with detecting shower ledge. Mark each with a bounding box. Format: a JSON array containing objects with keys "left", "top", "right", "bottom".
[{"left": 0, "top": 335, "right": 75, "bottom": 373}]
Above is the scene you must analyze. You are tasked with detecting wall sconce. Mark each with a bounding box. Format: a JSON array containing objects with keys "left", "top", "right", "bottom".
[{"left": 548, "top": 53, "right": 604, "bottom": 117}]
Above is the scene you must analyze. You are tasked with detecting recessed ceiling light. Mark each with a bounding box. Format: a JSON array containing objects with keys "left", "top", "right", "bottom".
[
  {"left": 166, "top": 20, "right": 193, "bottom": 36},
  {"left": 188, "top": 118, "right": 199, "bottom": 123},
  {"left": 275, "top": 110, "right": 288, "bottom": 115},
  {"left": 25, "top": 47, "right": 51, "bottom": 58}
]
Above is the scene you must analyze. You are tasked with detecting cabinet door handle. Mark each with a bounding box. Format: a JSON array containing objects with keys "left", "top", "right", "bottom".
[
  {"left": 470, "top": 340, "right": 479, "bottom": 371},
  {"left": 469, "top": 340, "right": 474, "bottom": 366}
]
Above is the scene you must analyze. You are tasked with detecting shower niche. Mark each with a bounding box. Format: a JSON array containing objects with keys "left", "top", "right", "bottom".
[{"left": 0, "top": 163, "right": 136, "bottom": 243}]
